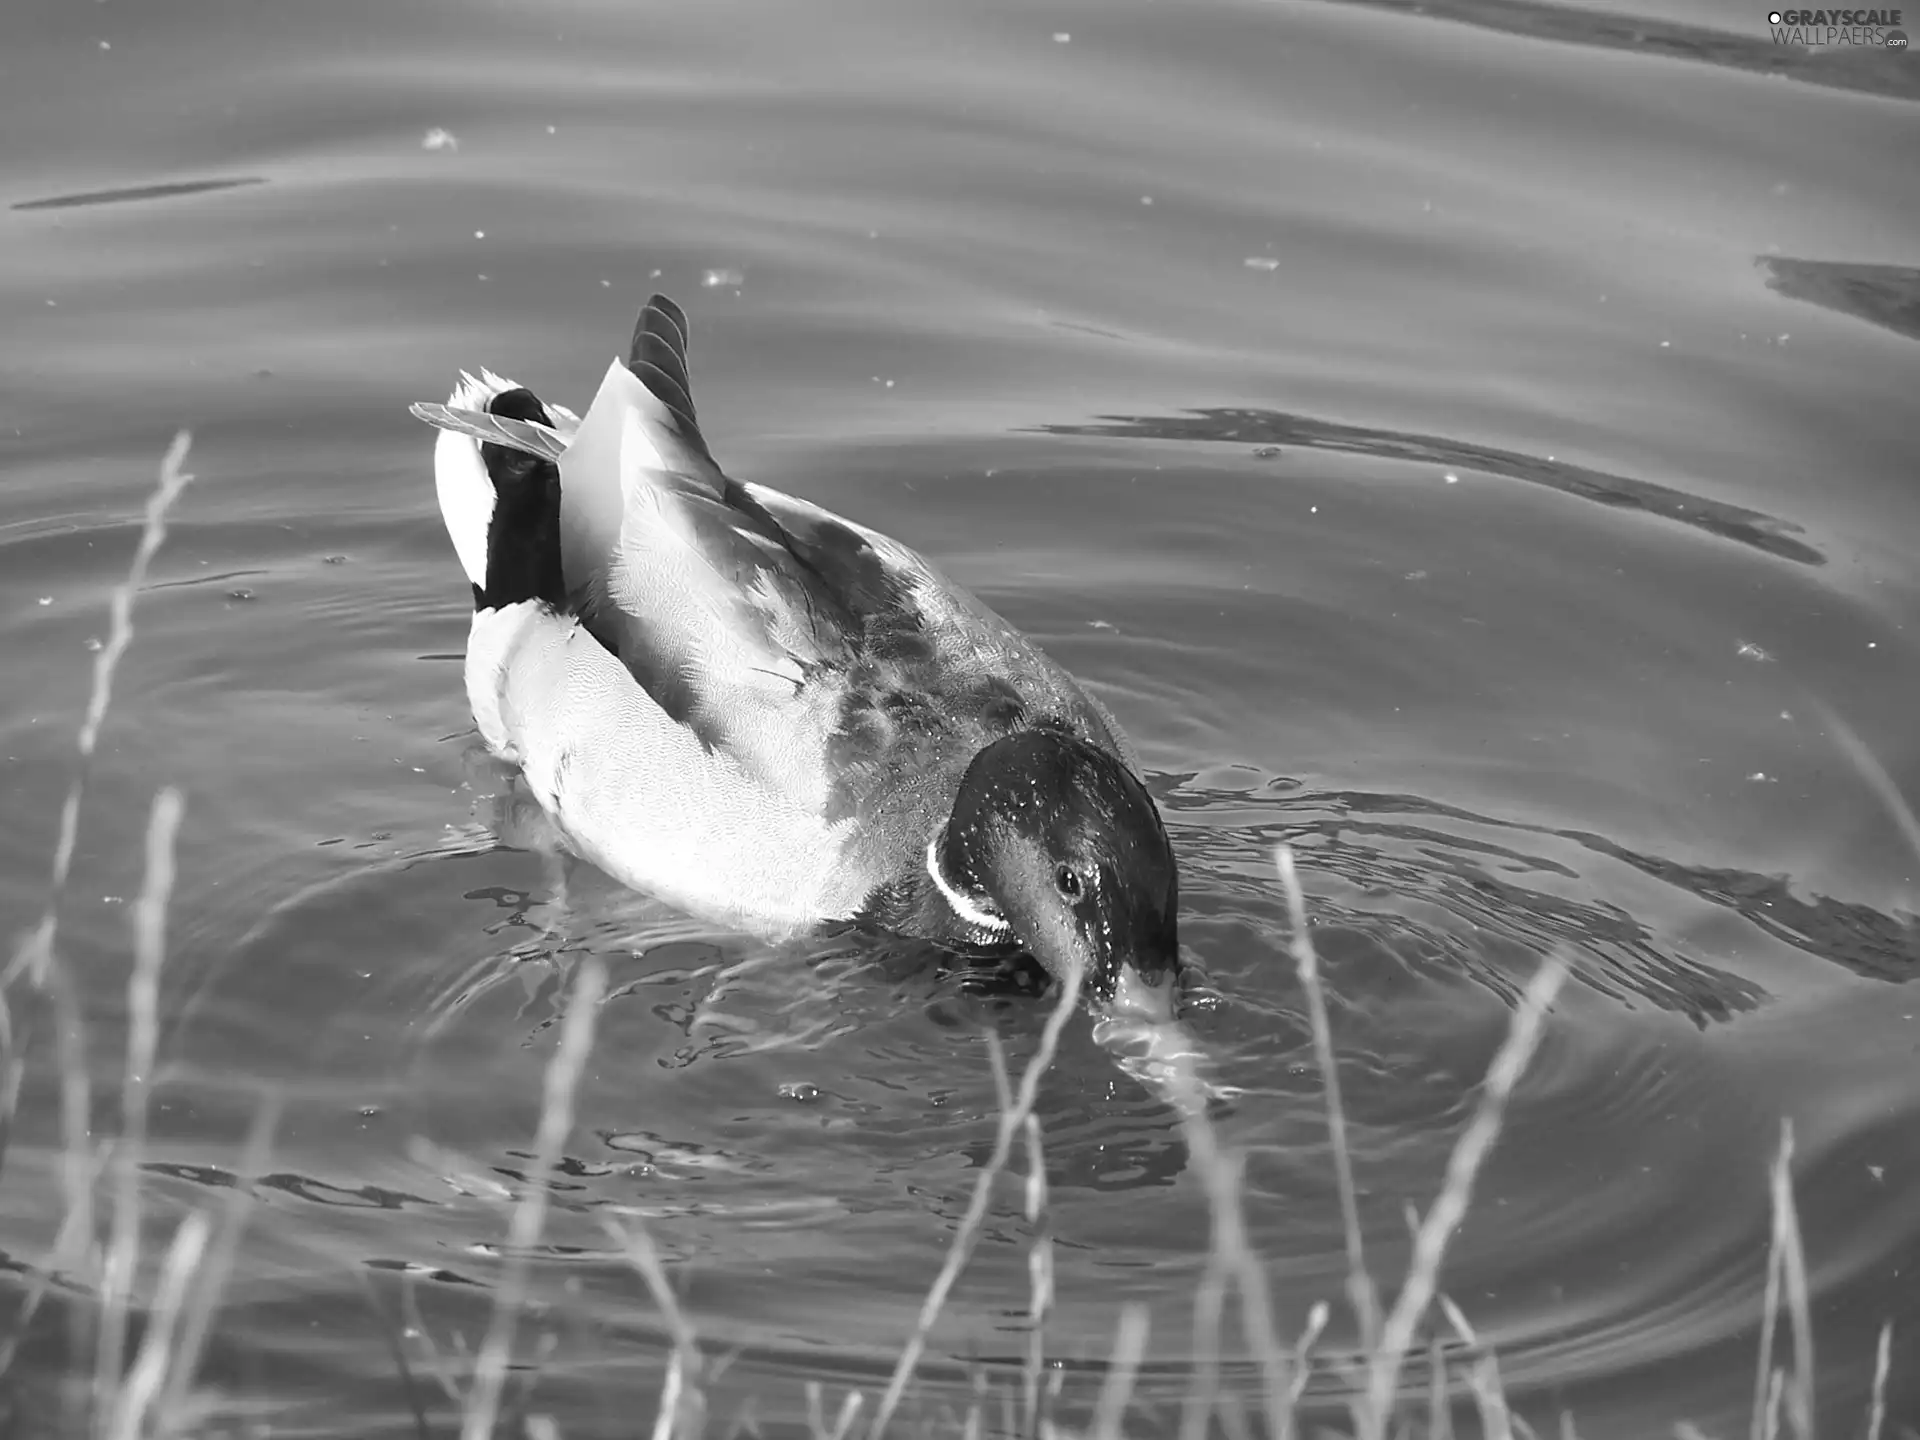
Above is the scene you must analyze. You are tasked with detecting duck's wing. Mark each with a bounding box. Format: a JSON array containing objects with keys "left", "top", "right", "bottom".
[{"left": 553, "top": 298, "right": 882, "bottom": 804}]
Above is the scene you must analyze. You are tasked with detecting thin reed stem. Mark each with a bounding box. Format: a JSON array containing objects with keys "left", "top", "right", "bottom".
[
  {"left": 1751, "top": 1171, "right": 1785, "bottom": 1440},
  {"left": 866, "top": 962, "right": 1085, "bottom": 1440},
  {"left": 156, "top": 1096, "right": 281, "bottom": 1425},
  {"left": 96, "top": 788, "right": 184, "bottom": 1416},
  {"left": 1360, "top": 953, "right": 1568, "bottom": 1434},
  {"left": 462, "top": 955, "right": 609, "bottom": 1440},
  {"left": 104, "top": 1210, "right": 211, "bottom": 1440},
  {"left": 1020, "top": 1113, "right": 1053, "bottom": 1440},
  {"left": 1766, "top": 1123, "right": 1815, "bottom": 1440},
  {"left": 1277, "top": 845, "right": 1378, "bottom": 1351},
  {"left": 9, "top": 433, "right": 193, "bottom": 989},
  {"left": 602, "top": 1217, "right": 705, "bottom": 1440},
  {"left": 1089, "top": 1304, "right": 1149, "bottom": 1440},
  {"left": 1865, "top": 1319, "right": 1891, "bottom": 1440}
]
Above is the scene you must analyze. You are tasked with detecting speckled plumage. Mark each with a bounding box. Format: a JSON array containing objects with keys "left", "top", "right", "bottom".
[{"left": 417, "top": 295, "right": 1143, "bottom": 949}]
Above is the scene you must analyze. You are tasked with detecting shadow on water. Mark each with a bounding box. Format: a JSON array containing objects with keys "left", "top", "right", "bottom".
[
  {"left": 1759, "top": 256, "right": 1920, "bottom": 344},
  {"left": 1035, "top": 409, "right": 1827, "bottom": 565},
  {"left": 1326, "top": 0, "right": 1920, "bottom": 103},
  {"left": 9, "top": 176, "right": 269, "bottom": 211}
]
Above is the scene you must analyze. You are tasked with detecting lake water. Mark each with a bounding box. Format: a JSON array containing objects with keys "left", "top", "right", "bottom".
[{"left": 3, "top": 0, "right": 1917, "bottom": 1435}]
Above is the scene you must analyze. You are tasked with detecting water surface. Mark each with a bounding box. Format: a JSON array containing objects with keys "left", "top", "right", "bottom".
[{"left": 3, "top": 0, "right": 1917, "bottom": 1434}]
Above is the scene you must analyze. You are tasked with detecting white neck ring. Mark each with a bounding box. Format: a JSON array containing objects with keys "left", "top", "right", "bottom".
[{"left": 925, "top": 831, "right": 1011, "bottom": 935}]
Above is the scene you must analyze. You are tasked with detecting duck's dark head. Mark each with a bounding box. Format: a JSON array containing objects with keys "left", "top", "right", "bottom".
[{"left": 940, "top": 728, "right": 1180, "bottom": 1019}]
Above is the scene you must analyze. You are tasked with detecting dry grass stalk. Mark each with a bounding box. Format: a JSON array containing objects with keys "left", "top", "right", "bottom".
[
  {"left": 1174, "top": 1145, "right": 1235, "bottom": 1440},
  {"left": 1088, "top": 1304, "right": 1149, "bottom": 1440},
  {"left": 1765, "top": 1123, "right": 1815, "bottom": 1440},
  {"left": 1021, "top": 1112, "right": 1055, "bottom": 1439},
  {"left": 1276, "top": 845, "right": 1379, "bottom": 1353},
  {"left": 461, "top": 954, "right": 610, "bottom": 1440},
  {"left": 155, "top": 1097, "right": 280, "bottom": 1425},
  {"left": 865, "top": 960, "right": 1085, "bottom": 1439},
  {"left": 0, "top": 987, "right": 21, "bottom": 1173},
  {"left": 1426, "top": 1335, "right": 1452, "bottom": 1440},
  {"left": 1285, "top": 1302, "right": 1326, "bottom": 1416},
  {"left": 102, "top": 1208, "right": 210, "bottom": 1440},
  {"left": 9, "top": 432, "right": 194, "bottom": 990},
  {"left": 1359, "top": 951, "right": 1568, "bottom": 1434},
  {"left": 807, "top": 1383, "right": 864, "bottom": 1440},
  {"left": 1185, "top": 1116, "right": 1288, "bottom": 1440},
  {"left": 602, "top": 1216, "right": 705, "bottom": 1440},
  {"left": 95, "top": 787, "right": 184, "bottom": 1418},
  {"left": 1865, "top": 1319, "right": 1891, "bottom": 1440}
]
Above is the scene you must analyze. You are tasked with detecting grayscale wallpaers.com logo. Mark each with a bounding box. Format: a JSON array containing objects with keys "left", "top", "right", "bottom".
[{"left": 1768, "top": 8, "right": 1909, "bottom": 45}]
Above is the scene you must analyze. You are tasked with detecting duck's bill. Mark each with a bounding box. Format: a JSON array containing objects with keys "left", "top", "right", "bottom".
[
  {"left": 1089, "top": 979, "right": 1234, "bottom": 1114},
  {"left": 1103, "top": 965, "right": 1176, "bottom": 1024}
]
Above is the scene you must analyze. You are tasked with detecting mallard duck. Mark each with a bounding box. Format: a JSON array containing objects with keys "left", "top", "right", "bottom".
[{"left": 412, "top": 295, "right": 1179, "bottom": 1018}]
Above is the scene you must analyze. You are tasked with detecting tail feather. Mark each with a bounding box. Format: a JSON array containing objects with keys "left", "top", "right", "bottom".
[{"left": 432, "top": 370, "right": 518, "bottom": 589}]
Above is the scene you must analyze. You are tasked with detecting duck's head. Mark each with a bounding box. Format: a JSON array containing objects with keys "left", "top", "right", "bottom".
[{"left": 941, "top": 728, "right": 1180, "bottom": 1020}]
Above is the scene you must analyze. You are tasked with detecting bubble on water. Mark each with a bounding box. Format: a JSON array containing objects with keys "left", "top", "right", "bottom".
[
  {"left": 421, "top": 127, "right": 459, "bottom": 152},
  {"left": 702, "top": 268, "right": 745, "bottom": 288}
]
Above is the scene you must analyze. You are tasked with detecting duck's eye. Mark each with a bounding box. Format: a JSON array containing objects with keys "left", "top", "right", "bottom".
[{"left": 1054, "top": 864, "right": 1083, "bottom": 900}]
